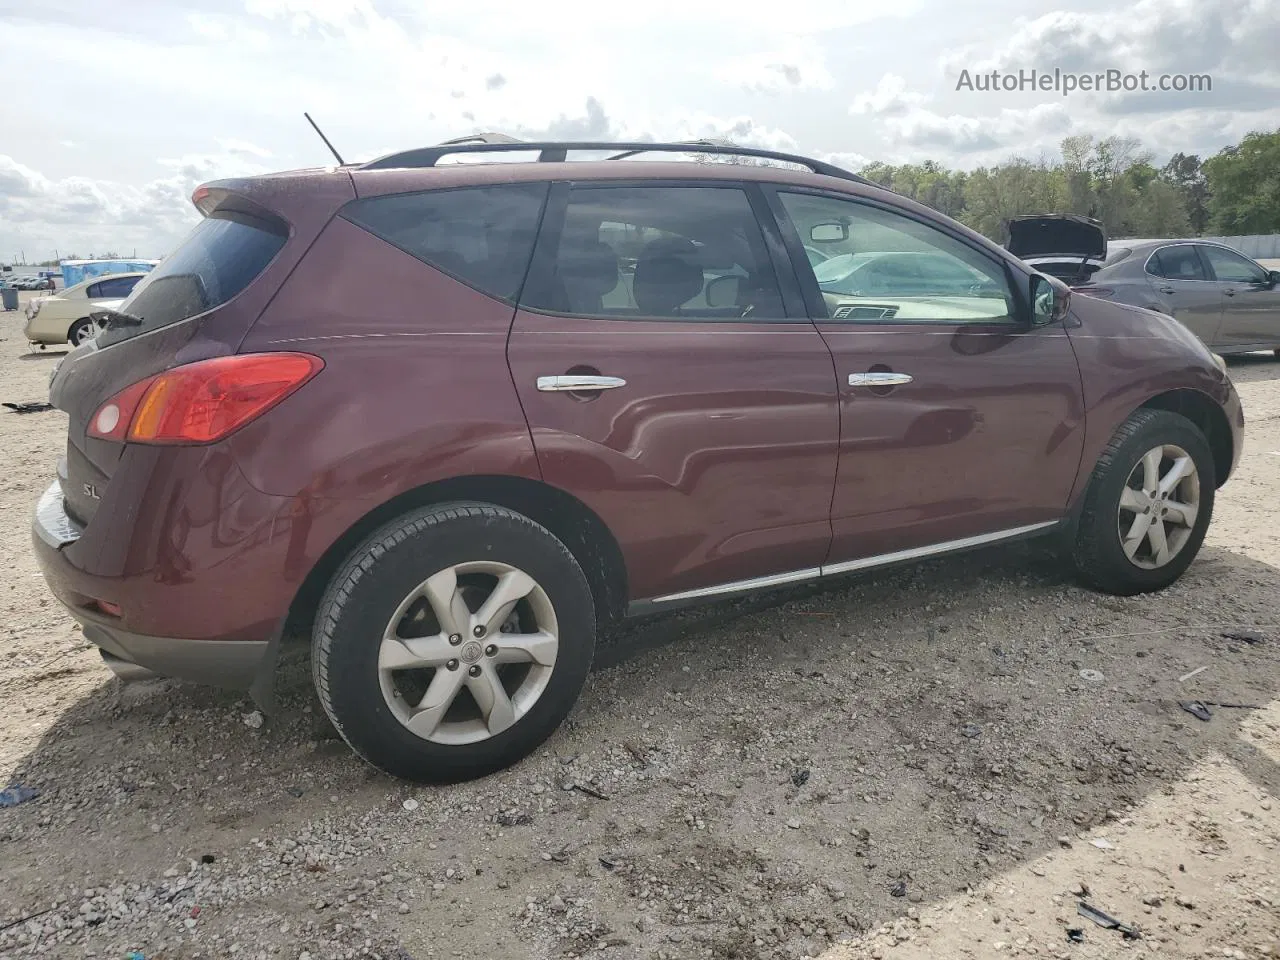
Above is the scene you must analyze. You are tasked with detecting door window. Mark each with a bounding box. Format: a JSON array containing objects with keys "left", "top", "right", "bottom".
[
  {"left": 1199, "top": 245, "right": 1268, "bottom": 284},
  {"left": 88, "top": 275, "right": 141, "bottom": 299},
  {"left": 1147, "top": 245, "right": 1208, "bottom": 281},
  {"left": 521, "top": 185, "right": 785, "bottom": 320},
  {"left": 779, "top": 192, "right": 1013, "bottom": 323}
]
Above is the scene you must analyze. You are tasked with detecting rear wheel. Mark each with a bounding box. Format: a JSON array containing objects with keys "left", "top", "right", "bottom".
[
  {"left": 312, "top": 503, "right": 596, "bottom": 782},
  {"left": 68, "top": 317, "right": 99, "bottom": 346},
  {"left": 1071, "top": 409, "right": 1214, "bottom": 595}
]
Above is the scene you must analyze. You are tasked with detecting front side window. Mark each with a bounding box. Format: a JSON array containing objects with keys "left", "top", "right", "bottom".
[
  {"left": 1199, "top": 245, "right": 1268, "bottom": 284},
  {"left": 779, "top": 192, "right": 1013, "bottom": 323},
  {"left": 521, "top": 185, "right": 785, "bottom": 320},
  {"left": 342, "top": 183, "right": 548, "bottom": 303},
  {"left": 1147, "top": 245, "right": 1207, "bottom": 281}
]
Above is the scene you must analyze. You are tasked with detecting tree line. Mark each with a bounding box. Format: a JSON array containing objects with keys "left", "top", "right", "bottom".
[
  {"left": 856, "top": 129, "right": 1280, "bottom": 242},
  {"left": 698, "top": 128, "right": 1279, "bottom": 242}
]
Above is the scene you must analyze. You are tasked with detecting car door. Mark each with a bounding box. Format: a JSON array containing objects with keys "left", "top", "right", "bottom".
[
  {"left": 1198, "top": 243, "right": 1280, "bottom": 350},
  {"left": 1144, "top": 244, "right": 1224, "bottom": 346},
  {"left": 768, "top": 187, "right": 1085, "bottom": 565},
  {"left": 508, "top": 181, "right": 839, "bottom": 603}
]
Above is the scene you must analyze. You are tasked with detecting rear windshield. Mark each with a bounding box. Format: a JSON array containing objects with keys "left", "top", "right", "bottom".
[{"left": 98, "top": 209, "right": 287, "bottom": 347}]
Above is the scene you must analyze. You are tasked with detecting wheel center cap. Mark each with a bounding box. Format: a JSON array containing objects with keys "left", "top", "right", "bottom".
[{"left": 460, "top": 640, "right": 484, "bottom": 665}]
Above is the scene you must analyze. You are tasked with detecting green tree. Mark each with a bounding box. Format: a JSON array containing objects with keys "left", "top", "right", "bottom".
[
  {"left": 1204, "top": 130, "right": 1280, "bottom": 234},
  {"left": 1160, "top": 153, "right": 1210, "bottom": 234}
]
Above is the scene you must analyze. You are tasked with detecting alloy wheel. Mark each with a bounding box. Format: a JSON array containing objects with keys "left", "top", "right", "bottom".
[
  {"left": 1116, "top": 443, "right": 1200, "bottom": 570},
  {"left": 378, "top": 561, "right": 559, "bottom": 745}
]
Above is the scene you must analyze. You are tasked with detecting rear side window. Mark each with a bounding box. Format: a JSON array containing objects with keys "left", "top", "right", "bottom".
[
  {"left": 520, "top": 185, "right": 786, "bottom": 320},
  {"left": 342, "top": 184, "right": 549, "bottom": 302},
  {"left": 1148, "top": 246, "right": 1207, "bottom": 281},
  {"left": 100, "top": 210, "right": 287, "bottom": 347},
  {"left": 88, "top": 275, "right": 140, "bottom": 299}
]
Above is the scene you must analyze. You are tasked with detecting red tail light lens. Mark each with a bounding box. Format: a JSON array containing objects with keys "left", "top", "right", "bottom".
[{"left": 87, "top": 353, "right": 323, "bottom": 445}]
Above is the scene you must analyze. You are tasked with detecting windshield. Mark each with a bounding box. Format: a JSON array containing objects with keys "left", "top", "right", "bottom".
[{"left": 99, "top": 209, "right": 287, "bottom": 347}]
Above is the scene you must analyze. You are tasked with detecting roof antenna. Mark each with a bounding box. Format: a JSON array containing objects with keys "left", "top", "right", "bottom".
[{"left": 304, "top": 112, "right": 345, "bottom": 166}]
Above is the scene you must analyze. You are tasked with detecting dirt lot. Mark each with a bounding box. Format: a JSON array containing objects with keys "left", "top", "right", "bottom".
[{"left": 1, "top": 310, "right": 1278, "bottom": 960}]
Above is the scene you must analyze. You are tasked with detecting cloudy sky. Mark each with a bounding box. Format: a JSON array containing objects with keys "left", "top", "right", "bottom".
[{"left": 2, "top": 0, "right": 1277, "bottom": 259}]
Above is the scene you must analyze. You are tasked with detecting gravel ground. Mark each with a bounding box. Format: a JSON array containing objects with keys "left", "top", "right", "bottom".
[{"left": 1, "top": 310, "right": 1279, "bottom": 960}]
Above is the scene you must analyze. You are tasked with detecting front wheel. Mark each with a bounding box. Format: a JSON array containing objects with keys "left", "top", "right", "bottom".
[
  {"left": 312, "top": 503, "right": 596, "bottom": 782},
  {"left": 1070, "top": 409, "right": 1215, "bottom": 595}
]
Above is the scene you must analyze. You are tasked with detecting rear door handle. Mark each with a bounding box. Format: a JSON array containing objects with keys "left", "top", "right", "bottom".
[
  {"left": 537, "top": 375, "right": 626, "bottom": 392},
  {"left": 1159, "top": 286, "right": 1176, "bottom": 295},
  {"left": 1223, "top": 289, "right": 1236, "bottom": 297},
  {"left": 849, "top": 372, "right": 913, "bottom": 387}
]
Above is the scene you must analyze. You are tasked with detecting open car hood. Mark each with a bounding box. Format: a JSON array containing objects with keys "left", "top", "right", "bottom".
[{"left": 1004, "top": 215, "right": 1107, "bottom": 260}]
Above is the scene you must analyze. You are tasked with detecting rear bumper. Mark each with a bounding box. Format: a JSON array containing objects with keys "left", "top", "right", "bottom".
[
  {"left": 34, "top": 479, "right": 273, "bottom": 689},
  {"left": 82, "top": 621, "right": 270, "bottom": 689}
]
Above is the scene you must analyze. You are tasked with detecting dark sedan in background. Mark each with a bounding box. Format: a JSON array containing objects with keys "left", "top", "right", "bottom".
[{"left": 1005, "top": 216, "right": 1280, "bottom": 356}]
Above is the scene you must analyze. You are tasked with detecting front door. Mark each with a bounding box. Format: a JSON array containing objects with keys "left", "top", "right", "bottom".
[
  {"left": 769, "top": 188, "right": 1086, "bottom": 565},
  {"left": 1198, "top": 244, "right": 1280, "bottom": 350},
  {"left": 507, "top": 182, "right": 839, "bottom": 602},
  {"left": 1145, "top": 244, "right": 1224, "bottom": 347}
]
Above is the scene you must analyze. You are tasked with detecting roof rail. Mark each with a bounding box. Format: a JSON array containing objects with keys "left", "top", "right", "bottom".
[
  {"left": 359, "top": 140, "right": 871, "bottom": 185},
  {"left": 436, "top": 132, "right": 525, "bottom": 145}
]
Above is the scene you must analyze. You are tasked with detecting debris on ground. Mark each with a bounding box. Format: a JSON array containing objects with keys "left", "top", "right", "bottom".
[
  {"left": 571, "top": 783, "right": 610, "bottom": 800},
  {"left": 1078, "top": 669, "right": 1104, "bottom": 682},
  {"left": 889, "top": 881, "right": 908, "bottom": 898},
  {"left": 1066, "top": 928, "right": 1085, "bottom": 943},
  {"left": 242, "top": 710, "right": 265, "bottom": 729},
  {"left": 0, "top": 784, "right": 39, "bottom": 807},
  {"left": 1221, "top": 630, "right": 1264, "bottom": 645},
  {"left": 791, "top": 768, "right": 811, "bottom": 787},
  {"left": 1178, "top": 665, "right": 1210, "bottom": 682},
  {"left": 402, "top": 798, "right": 419, "bottom": 812},
  {"left": 1180, "top": 700, "right": 1213, "bottom": 722},
  {"left": 1077, "top": 901, "right": 1141, "bottom": 939},
  {"left": 2, "top": 401, "right": 54, "bottom": 414},
  {"left": 1088, "top": 838, "right": 1115, "bottom": 850}
]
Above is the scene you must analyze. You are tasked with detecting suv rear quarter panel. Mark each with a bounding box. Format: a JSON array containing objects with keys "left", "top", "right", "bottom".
[{"left": 235, "top": 213, "right": 541, "bottom": 505}]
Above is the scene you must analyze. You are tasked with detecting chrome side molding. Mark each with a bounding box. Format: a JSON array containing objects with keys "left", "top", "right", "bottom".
[{"left": 630, "top": 520, "right": 1059, "bottom": 612}]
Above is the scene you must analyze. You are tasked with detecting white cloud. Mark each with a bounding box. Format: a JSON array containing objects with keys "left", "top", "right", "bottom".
[{"left": 716, "top": 41, "right": 836, "bottom": 94}]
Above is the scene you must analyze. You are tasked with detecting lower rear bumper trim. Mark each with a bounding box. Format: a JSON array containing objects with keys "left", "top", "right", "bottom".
[{"left": 80, "top": 621, "right": 269, "bottom": 690}]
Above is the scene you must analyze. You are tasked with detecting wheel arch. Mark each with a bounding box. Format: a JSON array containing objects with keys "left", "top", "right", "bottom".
[
  {"left": 1137, "top": 389, "right": 1233, "bottom": 488},
  {"left": 282, "top": 475, "right": 629, "bottom": 641}
]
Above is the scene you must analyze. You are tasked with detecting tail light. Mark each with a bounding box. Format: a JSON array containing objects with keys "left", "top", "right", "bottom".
[{"left": 87, "top": 353, "right": 323, "bottom": 445}]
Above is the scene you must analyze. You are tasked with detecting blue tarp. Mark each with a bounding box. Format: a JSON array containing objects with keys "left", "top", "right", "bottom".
[{"left": 60, "top": 259, "right": 158, "bottom": 288}]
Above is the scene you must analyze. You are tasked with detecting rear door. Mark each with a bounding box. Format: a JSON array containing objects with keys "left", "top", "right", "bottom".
[
  {"left": 768, "top": 187, "right": 1085, "bottom": 564},
  {"left": 1198, "top": 244, "right": 1280, "bottom": 350},
  {"left": 1144, "top": 244, "right": 1224, "bottom": 346},
  {"left": 507, "top": 181, "right": 839, "bottom": 603}
]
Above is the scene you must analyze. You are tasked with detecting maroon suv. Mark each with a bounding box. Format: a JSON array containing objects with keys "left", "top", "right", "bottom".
[{"left": 33, "top": 140, "right": 1243, "bottom": 782}]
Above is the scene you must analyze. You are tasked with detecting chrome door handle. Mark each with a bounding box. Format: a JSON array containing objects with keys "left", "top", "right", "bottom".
[
  {"left": 1223, "top": 289, "right": 1236, "bottom": 297},
  {"left": 1159, "top": 286, "right": 1176, "bottom": 294},
  {"left": 848, "top": 372, "right": 913, "bottom": 387},
  {"left": 536, "top": 375, "right": 627, "bottom": 392}
]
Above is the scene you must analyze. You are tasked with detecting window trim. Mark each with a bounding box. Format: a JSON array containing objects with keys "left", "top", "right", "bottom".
[
  {"left": 338, "top": 181, "right": 553, "bottom": 307},
  {"left": 1143, "top": 243, "right": 1212, "bottom": 283},
  {"left": 517, "top": 178, "right": 811, "bottom": 325},
  {"left": 765, "top": 185, "right": 1029, "bottom": 327},
  {"left": 1197, "top": 242, "right": 1269, "bottom": 285}
]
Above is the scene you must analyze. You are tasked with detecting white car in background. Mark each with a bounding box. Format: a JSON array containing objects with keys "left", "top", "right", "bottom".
[{"left": 23, "top": 272, "right": 147, "bottom": 347}]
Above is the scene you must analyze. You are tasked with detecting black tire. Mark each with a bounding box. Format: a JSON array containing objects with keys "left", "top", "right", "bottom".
[
  {"left": 313, "top": 503, "right": 596, "bottom": 783},
  {"left": 1071, "top": 409, "right": 1215, "bottom": 596},
  {"left": 68, "top": 318, "right": 96, "bottom": 346}
]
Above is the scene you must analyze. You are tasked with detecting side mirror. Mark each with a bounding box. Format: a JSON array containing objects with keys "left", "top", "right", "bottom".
[
  {"left": 1269, "top": 270, "right": 1280, "bottom": 287},
  {"left": 705, "top": 275, "right": 740, "bottom": 308},
  {"left": 1030, "top": 273, "right": 1071, "bottom": 325},
  {"left": 810, "top": 221, "right": 849, "bottom": 243}
]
